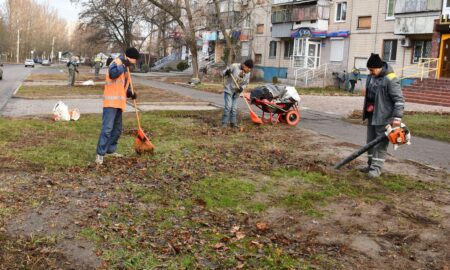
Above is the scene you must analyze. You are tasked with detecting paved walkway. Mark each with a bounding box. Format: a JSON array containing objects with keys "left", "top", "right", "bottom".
[{"left": 132, "top": 77, "right": 450, "bottom": 171}]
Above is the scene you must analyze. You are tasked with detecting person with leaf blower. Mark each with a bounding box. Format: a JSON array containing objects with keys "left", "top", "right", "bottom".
[
  {"left": 221, "top": 59, "right": 254, "bottom": 128},
  {"left": 362, "top": 53, "right": 405, "bottom": 177},
  {"left": 95, "top": 47, "right": 140, "bottom": 165}
]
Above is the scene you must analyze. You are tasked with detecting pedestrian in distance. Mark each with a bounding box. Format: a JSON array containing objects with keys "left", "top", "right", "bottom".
[
  {"left": 94, "top": 56, "right": 102, "bottom": 79},
  {"left": 95, "top": 47, "right": 140, "bottom": 165},
  {"left": 361, "top": 53, "right": 405, "bottom": 178},
  {"left": 221, "top": 59, "right": 254, "bottom": 128},
  {"left": 67, "top": 57, "right": 79, "bottom": 86},
  {"left": 348, "top": 67, "right": 361, "bottom": 93},
  {"left": 106, "top": 55, "right": 114, "bottom": 67}
]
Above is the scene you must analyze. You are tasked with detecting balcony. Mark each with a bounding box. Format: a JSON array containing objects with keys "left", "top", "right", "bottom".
[
  {"left": 394, "top": 0, "right": 441, "bottom": 14},
  {"left": 272, "top": 5, "right": 320, "bottom": 24},
  {"left": 272, "top": 9, "right": 293, "bottom": 23},
  {"left": 273, "top": 0, "right": 316, "bottom": 6},
  {"left": 394, "top": 0, "right": 440, "bottom": 34}
]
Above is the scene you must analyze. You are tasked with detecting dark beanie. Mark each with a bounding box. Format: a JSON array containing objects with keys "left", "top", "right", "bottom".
[
  {"left": 367, "top": 53, "right": 383, "bottom": 68},
  {"left": 125, "top": 47, "right": 140, "bottom": 60},
  {"left": 243, "top": 59, "right": 254, "bottom": 69}
]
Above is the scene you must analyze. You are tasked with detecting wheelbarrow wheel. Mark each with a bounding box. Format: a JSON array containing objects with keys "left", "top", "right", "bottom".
[{"left": 285, "top": 110, "right": 300, "bottom": 126}]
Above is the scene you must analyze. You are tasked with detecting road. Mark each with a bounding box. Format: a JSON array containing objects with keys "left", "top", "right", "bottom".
[{"left": 0, "top": 64, "right": 34, "bottom": 111}]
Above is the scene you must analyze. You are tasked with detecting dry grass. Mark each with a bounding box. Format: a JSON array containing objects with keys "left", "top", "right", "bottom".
[{"left": 15, "top": 83, "right": 201, "bottom": 103}]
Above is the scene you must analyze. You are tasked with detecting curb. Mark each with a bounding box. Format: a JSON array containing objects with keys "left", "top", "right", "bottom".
[
  {"left": 12, "top": 83, "right": 22, "bottom": 96},
  {"left": 12, "top": 95, "right": 103, "bottom": 100}
]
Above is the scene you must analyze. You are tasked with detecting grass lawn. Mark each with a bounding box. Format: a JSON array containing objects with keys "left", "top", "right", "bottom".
[
  {"left": 25, "top": 72, "right": 105, "bottom": 82},
  {"left": 15, "top": 85, "right": 103, "bottom": 97},
  {"left": 347, "top": 110, "right": 450, "bottom": 143},
  {"left": 191, "top": 82, "right": 362, "bottom": 96},
  {"left": 15, "top": 84, "right": 201, "bottom": 103},
  {"left": 0, "top": 111, "right": 448, "bottom": 269},
  {"left": 297, "top": 87, "right": 362, "bottom": 96}
]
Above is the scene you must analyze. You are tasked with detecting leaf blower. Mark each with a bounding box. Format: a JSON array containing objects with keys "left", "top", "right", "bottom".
[{"left": 334, "top": 123, "right": 411, "bottom": 169}]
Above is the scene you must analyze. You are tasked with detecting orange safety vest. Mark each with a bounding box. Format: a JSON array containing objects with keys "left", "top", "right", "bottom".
[{"left": 103, "top": 58, "right": 130, "bottom": 111}]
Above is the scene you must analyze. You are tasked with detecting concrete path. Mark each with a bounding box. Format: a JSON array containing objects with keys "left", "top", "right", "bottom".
[
  {"left": 0, "top": 64, "right": 34, "bottom": 111},
  {"left": 132, "top": 77, "right": 450, "bottom": 171}
]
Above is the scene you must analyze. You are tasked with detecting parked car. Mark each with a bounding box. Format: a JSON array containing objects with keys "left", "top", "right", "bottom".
[
  {"left": 25, "top": 59, "right": 35, "bottom": 68},
  {"left": 33, "top": 58, "right": 43, "bottom": 64},
  {"left": 42, "top": 59, "right": 51, "bottom": 66},
  {"left": 0, "top": 66, "right": 3, "bottom": 80}
]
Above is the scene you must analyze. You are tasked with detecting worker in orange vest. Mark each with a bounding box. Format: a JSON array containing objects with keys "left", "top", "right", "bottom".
[{"left": 95, "top": 47, "right": 140, "bottom": 165}]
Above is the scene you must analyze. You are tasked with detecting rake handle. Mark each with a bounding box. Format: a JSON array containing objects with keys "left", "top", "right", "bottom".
[
  {"left": 229, "top": 73, "right": 255, "bottom": 112},
  {"left": 126, "top": 67, "right": 142, "bottom": 131}
]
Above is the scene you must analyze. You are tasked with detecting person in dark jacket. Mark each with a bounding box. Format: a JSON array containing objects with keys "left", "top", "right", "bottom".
[{"left": 362, "top": 53, "right": 405, "bottom": 178}]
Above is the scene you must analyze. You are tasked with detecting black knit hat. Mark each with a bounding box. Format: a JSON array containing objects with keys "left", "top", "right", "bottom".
[
  {"left": 125, "top": 47, "right": 140, "bottom": 60},
  {"left": 367, "top": 53, "right": 383, "bottom": 68},
  {"left": 243, "top": 59, "right": 254, "bottom": 69}
]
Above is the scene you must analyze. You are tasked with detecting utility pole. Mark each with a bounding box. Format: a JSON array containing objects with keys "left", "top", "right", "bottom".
[
  {"left": 16, "top": 29, "right": 20, "bottom": 63},
  {"left": 50, "top": 36, "right": 55, "bottom": 62}
]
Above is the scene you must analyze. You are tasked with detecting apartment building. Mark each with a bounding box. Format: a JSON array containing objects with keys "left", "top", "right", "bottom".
[
  {"left": 250, "top": 0, "right": 445, "bottom": 86},
  {"left": 252, "top": 0, "right": 333, "bottom": 81}
]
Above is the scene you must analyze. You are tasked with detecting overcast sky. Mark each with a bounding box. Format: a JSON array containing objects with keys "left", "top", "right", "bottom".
[{"left": 35, "top": 0, "right": 82, "bottom": 23}]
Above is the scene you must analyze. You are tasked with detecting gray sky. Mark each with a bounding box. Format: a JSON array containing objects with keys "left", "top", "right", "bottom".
[{"left": 35, "top": 0, "right": 82, "bottom": 23}]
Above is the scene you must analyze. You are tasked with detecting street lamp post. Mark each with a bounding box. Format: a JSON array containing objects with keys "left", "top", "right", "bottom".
[{"left": 16, "top": 29, "right": 20, "bottom": 64}]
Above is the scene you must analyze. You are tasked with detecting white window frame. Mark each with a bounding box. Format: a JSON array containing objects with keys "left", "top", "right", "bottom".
[
  {"left": 383, "top": 40, "right": 398, "bottom": 62},
  {"left": 330, "top": 38, "right": 345, "bottom": 62},
  {"left": 412, "top": 40, "right": 432, "bottom": 63},
  {"left": 335, "top": 2, "right": 347, "bottom": 22},
  {"left": 386, "top": 0, "right": 396, "bottom": 20},
  {"left": 269, "top": 41, "right": 277, "bottom": 58}
]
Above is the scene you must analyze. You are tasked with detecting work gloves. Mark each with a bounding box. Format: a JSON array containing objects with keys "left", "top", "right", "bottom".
[
  {"left": 392, "top": 118, "right": 401, "bottom": 127},
  {"left": 235, "top": 86, "right": 244, "bottom": 94},
  {"left": 126, "top": 89, "right": 137, "bottom": 100},
  {"left": 123, "top": 58, "right": 131, "bottom": 67}
]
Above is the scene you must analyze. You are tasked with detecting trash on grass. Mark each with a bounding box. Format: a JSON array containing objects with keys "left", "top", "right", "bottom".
[{"left": 52, "top": 101, "right": 80, "bottom": 121}]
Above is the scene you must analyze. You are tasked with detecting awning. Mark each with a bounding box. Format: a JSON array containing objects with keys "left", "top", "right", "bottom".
[
  {"left": 327, "top": 30, "right": 350, "bottom": 37},
  {"left": 290, "top": 28, "right": 350, "bottom": 38},
  {"left": 291, "top": 27, "right": 327, "bottom": 38}
]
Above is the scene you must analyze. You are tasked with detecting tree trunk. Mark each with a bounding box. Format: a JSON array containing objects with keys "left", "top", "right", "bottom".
[
  {"left": 213, "top": 0, "right": 236, "bottom": 64},
  {"left": 184, "top": 0, "right": 199, "bottom": 79}
]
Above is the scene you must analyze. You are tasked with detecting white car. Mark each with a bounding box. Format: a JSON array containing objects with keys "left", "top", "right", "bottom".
[
  {"left": 25, "top": 59, "right": 35, "bottom": 68},
  {"left": 42, "top": 59, "right": 51, "bottom": 66}
]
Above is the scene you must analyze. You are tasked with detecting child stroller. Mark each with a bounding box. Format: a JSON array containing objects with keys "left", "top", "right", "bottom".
[{"left": 244, "top": 84, "right": 301, "bottom": 126}]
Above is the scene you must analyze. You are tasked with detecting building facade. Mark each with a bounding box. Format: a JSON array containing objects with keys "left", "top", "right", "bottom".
[{"left": 251, "top": 0, "right": 444, "bottom": 86}]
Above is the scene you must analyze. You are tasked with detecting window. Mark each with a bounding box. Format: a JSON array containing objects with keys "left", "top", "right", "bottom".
[
  {"left": 284, "top": 40, "right": 294, "bottom": 58},
  {"left": 383, "top": 40, "right": 398, "bottom": 61},
  {"left": 241, "top": 42, "right": 249, "bottom": 57},
  {"left": 269, "top": 41, "right": 277, "bottom": 58},
  {"left": 386, "top": 0, "right": 395, "bottom": 20},
  {"left": 447, "top": 0, "right": 450, "bottom": 7},
  {"left": 357, "top": 16, "right": 372, "bottom": 29},
  {"left": 330, "top": 39, "right": 345, "bottom": 62},
  {"left": 256, "top": 24, "right": 264, "bottom": 34},
  {"left": 335, "top": 2, "right": 347, "bottom": 22},
  {"left": 412, "top": 40, "right": 432, "bottom": 63},
  {"left": 255, "top": 54, "right": 262, "bottom": 64}
]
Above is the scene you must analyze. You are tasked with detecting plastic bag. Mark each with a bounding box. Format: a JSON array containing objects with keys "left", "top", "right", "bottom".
[{"left": 52, "top": 101, "right": 80, "bottom": 121}]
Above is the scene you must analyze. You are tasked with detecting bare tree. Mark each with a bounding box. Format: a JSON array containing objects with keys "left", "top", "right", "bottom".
[
  {"left": 147, "top": 0, "right": 201, "bottom": 80},
  {"left": 75, "top": 0, "right": 151, "bottom": 50},
  {"left": 2, "top": 0, "right": 70, "bottom": 62}
]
